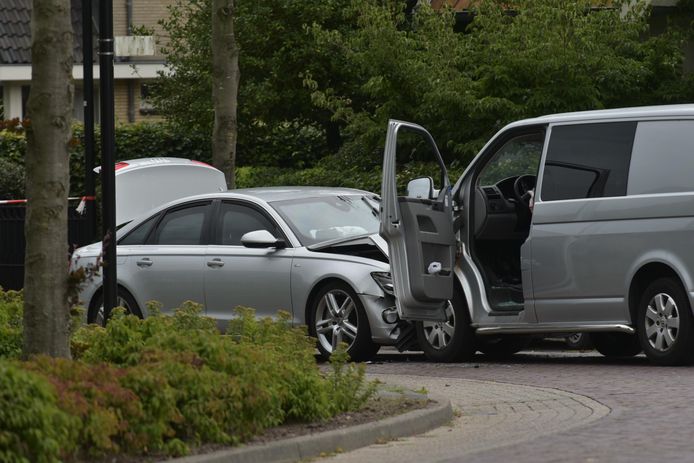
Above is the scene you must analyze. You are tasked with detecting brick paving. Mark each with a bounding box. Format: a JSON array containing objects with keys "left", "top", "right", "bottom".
[{"left": 321, "top": 348, "right": 694, "bottom": 463}]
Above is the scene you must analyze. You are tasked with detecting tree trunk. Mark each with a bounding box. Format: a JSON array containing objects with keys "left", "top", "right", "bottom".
[
  {"left": 23, "top": 0, "right": 73, "bottom": 358},
  {"left": 211, "top": 0, "right": 240, "bottom": 189}
]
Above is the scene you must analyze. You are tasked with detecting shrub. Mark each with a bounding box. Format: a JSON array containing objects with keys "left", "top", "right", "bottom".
[
  {"left": 0, "top": 158, "right": 25, "bottom": 200},
  {"left": 3, "top": 296, "right": 375, "bottom": 460},
  {"left": 0, "top": 289, "right": 23, "bottom": 359},
  {"left": 0, "top": 362, "right": 78, "bottom": 463},
  {"left": 22, "top": 357, "right": 156, "bottom": 457}
]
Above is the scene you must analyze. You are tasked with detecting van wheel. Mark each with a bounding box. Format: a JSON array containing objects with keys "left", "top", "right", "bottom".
[
  {"left": 309, "top": 281, "right": 379, "bottom": 362},
  {"left": 636, "top": 277, "right": 694, "bottom": 366},
  {"left": 565, "top": 333, "right": 592, "bottom": 350},
  {"left": 478, "top": 335, "right": 531, "bottom": 360},
  {"left": 590, "top": 332, "right": 641, "bottom": 358},
  {"left": 416, "top": 287, "right": 476, "bottom": 363}
]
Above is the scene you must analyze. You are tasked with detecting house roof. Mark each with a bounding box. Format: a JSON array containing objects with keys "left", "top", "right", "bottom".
[{"left": 0, "top": 0, "right": 93, "bottom": 65}]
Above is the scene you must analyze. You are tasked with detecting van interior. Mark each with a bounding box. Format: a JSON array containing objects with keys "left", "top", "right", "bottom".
[{"left": 469, "top": 130, "right": 545, "bottom": 312}]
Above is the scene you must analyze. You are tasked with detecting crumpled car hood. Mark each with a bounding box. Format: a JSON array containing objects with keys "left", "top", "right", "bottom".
[{"left": 308, "top": 233, "right": 389, "bottom": 262}]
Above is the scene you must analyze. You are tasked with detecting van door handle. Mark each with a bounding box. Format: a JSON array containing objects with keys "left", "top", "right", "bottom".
[
  {"left": 136, "top": 258, "right": 153, "bottom": 268},
  {"left": 207, "top": 258, "right": 224, "bottom": 268}
]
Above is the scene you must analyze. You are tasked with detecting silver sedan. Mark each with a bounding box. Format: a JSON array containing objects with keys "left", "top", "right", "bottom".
[{"left": 72, "top": 187, "right": 402, "bottom": 360}]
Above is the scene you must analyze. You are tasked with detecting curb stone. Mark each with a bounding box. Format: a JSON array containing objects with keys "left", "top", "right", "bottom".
[{"left": 163, "top": 393, "right": 452, "bottom": 463}]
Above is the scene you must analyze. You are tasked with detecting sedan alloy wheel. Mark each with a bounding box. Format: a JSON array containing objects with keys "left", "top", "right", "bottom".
[{"left": 315, "top": 289, "right": 359, "bottom": 353}]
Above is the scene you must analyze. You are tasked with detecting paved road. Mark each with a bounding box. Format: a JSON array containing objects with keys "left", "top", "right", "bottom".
[{"left": 319, "top": 346, "right": 694, "bottom": 463}]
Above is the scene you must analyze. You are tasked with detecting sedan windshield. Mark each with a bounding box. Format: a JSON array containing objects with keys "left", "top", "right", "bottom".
[{"left": 271, "top": 195, "right": 380, "bottom": 246}]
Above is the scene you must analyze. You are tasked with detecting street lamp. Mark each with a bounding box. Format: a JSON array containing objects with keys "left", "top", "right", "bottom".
[{"left": 99, "top": 0, "right": 117, "bottom": 317}]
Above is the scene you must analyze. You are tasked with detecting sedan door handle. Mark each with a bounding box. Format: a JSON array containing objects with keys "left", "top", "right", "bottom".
[
  {"left": 207, "top": 258, "right": 225, "bottom": 268},
  {"left": 136, "top": 258, "right": 153, "bottom": 268}
]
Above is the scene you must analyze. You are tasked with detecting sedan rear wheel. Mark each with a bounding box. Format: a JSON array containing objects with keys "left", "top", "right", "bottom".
[
  {"left": 310, "top": 281, "right": 379, "bottom": 362},
  {"left": 88, "top": 288, "right": 141, "bottom": 326}
]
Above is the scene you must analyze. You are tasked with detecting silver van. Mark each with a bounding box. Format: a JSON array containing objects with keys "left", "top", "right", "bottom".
[{"left": 380, "top": 105, "right": 694, "bottom": 366}]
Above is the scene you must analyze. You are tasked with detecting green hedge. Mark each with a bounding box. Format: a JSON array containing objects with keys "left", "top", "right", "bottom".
[
  {"left": 0, "top": 120, "right": 330, "bottom": 199},
  {"left": 0, "top": 291, "right": 374, "bottom": 461},
  {"left": 237, "top": 161, "right": 466, "bottom": 193}
]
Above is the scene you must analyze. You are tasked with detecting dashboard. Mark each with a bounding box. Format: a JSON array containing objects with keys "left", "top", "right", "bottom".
[{"left": 473, "top": 176, "right": 532, "bottom": 240}]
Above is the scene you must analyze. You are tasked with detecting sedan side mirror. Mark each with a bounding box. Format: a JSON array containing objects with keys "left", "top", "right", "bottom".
[
  {"left": 241, "top": 230, "right": 286, "bottom": 249},
  {"left": 406, "top": 177, "right": 434, "bottom": 199}
]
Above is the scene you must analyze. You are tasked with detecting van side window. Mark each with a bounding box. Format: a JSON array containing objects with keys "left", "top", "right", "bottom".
[
  {"left": 541, "top": 122, "right": 636, "bottom": 201},
  {"left": 627, "top": 121, "right": 694, "bottom": 195}
]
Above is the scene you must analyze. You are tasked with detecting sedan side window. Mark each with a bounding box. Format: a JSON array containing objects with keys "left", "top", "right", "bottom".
[
  {"left": 152, "top": 203, "right": 210, "bottom": 245},
  {"left": 118, "top": 214, "right": 159, "bottom": 245},
  {"left": 217, "top": 202, "right": 280, "bottom": 246}
]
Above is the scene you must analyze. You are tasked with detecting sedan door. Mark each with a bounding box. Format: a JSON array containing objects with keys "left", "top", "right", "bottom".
[
  {"left": 204, "top": 201, "right": 294, "bottom": 324},
  {"left": 120, "top": 200, "right": 213, "bottom": 312},
  {"left": 379, "top": 120, "right": 456, "bottom": 322}
]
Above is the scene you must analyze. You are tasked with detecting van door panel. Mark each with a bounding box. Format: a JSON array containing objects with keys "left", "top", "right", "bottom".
[{"left": 380, "top": 120, "right": 456, "bottom": 322}]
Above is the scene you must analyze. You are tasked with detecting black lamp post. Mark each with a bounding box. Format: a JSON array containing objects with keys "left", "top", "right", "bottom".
[
  {"left": 98, "top": 0, "right": 117, "bottom": 318},
  {"left": 82, "top": 0, "right": 95, "bottom": 243}
]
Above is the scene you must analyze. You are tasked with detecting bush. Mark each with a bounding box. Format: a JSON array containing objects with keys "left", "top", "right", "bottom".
[
  {"left": 69, "top": 303, "right": 373, "bottom": 455},
  {"left": 236, "top": 159, "right": 466, "bottom": 193},
  {"left": 0, "top": 289, "right": 23, "bottom": 359},
  {"left": 1, "top": 296, "right": 375, "bottom": 460},
  {"left": 0, "top": 362, "right": 78, "bottom": 463}
]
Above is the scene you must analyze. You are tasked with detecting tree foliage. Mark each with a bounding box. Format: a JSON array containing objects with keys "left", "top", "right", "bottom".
[{"left": 152, "top": 0, "right": 694, "bottom": 173}]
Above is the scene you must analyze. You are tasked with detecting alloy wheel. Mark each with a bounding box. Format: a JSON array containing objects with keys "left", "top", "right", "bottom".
[
  {"left": 314, "top": 289, "right": 359, "bottom": 353},
  {"left": 420, "top": 301, "right": 456, "bottom": 350},
  {"left": 645, "top": 292, "right": 680, "bottom": 352}
]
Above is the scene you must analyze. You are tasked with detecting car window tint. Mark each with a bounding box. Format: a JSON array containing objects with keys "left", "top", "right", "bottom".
[
  {"left": 628, "top": 121, "right": 694, "bottom": 195},
  {"left": 154, "top": 203, "right": 209, "bottom": 245},
  {"left": 541, "top": 122, "right": 636, "bottom": 201},
  {"left": 119, "top": 214, "right": 159, "bottom": 245},
  {"left": 218, "top": 202, "right": 278, "bottom": 246}
]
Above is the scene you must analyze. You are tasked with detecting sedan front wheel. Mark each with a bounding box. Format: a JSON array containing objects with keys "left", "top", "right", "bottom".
[{"left": 310, "top": 281, "right": 379, "bottom": 362}]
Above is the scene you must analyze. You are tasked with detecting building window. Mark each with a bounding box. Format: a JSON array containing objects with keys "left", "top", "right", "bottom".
[{"left": 139, "top": 83, "right": 156, "bottom": 115}]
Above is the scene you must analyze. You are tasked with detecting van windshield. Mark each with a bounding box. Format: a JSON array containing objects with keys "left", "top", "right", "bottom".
[{"left": 478, "top": 133, "right": 545, "bottom": 186}]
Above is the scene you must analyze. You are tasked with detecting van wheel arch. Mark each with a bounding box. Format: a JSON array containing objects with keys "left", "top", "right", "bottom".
[{"left": 629, "top": 263, "right": 686, "bottom": 324}]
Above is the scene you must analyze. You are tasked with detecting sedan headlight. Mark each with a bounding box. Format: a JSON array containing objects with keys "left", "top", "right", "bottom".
[{"left": 371, "top": 272, "right": 394, "bottom": 296}]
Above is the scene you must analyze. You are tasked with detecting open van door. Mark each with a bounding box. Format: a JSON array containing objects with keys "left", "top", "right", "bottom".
[{"left": 380, "top": 120, "right": 456, "bottom": 322}]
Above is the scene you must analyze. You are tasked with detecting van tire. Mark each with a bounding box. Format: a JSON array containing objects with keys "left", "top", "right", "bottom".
[
  {"left": 636, "top": 277, "right": 694, "bottom": 366},
  {"left": 416, "top": 287, "right": 476, "bottom": 363},
  {"left": 590, "top": 332, "right": 641, "bottom": 358},
  {"left": 478, "top": 335, "right": 531, "bottom": 359}
]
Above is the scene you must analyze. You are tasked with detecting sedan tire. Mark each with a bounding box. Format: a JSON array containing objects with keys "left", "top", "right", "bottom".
[
  {"left": 416, "top": 287, "right": 476, "bottom": 363},
  {"left": 309, "top": 281, "right": 379, "bottom": 362},
  {"left": 88, "top": 287, "right": 142, "bottom": 326}
]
